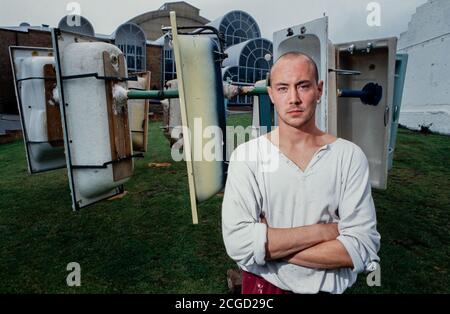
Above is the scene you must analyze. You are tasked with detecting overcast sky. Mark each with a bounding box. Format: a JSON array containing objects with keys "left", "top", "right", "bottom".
[{"left": 0, "top": 0, "right": 427, "bottom": 42}]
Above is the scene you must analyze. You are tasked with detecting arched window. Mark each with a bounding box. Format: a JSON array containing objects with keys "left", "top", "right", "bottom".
[
  {"left": 114, "top": 23, "right": 147, "bottom": 73},
  {"left": 238, "top": 39, "right": 273, "bottom": 83},
  {"left": 222, "top": 39, "right": 273, "bottom": 105},
  {"left": 160, "top": 10, "right": 261, "bottom": 84},
  {"left": 162, "top": 35, "right": 176, "bottom": 83},
  {"left": 223, "top": 66, "right": 239, "bottom": 83},
  {"left": 209, "top": 10, "right": 261, "bottom": 49}
]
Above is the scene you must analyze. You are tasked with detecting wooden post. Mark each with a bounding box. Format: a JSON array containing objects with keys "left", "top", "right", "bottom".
[{"left": 103, "top": 51, "right": 133, "bottom": 182}]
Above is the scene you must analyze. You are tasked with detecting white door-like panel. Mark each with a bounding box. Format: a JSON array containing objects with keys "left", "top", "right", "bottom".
[
  {"left": 170, "top": 12, "right": 227, "bottom": 224},
  {"left": 335, "top": 38, "right": 397, "bottom": 189},
  {"left": 52, "top": 29, "right": 134, "bottom": 209},
  {"left": 9, "top": 46, "right": 65, "bottom": 174}
]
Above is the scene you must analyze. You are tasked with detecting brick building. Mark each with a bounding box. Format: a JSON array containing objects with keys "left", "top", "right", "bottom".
[
  {"left": 0, "top": 26, "right": 163, "bottom": 115},
  {"left": 128, "top": 1, "right": 209, "bottom": 40},
  {"left": 0, "top": 27, "right": 52, "bottom": 114},
  {"left": 0, "top": 1, "right": 210, "bottom": 115}
]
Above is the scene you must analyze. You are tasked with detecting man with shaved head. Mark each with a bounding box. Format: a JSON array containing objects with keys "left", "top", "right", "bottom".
[{"left": 222, "top": 51, "right": 380, "bottom": 294}]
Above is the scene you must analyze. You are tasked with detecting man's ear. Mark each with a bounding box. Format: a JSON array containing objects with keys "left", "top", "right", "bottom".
[
  {"left": 267, "top": 86, "right": 275, "bottom": 104},
  {"left": 317, "top": 80, "right": 324, "bottom": 98}
]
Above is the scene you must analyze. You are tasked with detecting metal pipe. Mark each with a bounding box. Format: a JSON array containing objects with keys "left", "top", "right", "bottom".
[
  {"left": 127, "top": 89, "right": 180, "bottom": 99},
  {"left": 128, "top": 83, "right": 382, "bottom": 106},
  {"left": 337, "top": 82, "right": 383, "bottom": 106},
  {"left": 127, "top": 86, "right": 269, "bottom": 100},
  {"left": 338, "top": 89, "right": 365, "bottom": 98}
]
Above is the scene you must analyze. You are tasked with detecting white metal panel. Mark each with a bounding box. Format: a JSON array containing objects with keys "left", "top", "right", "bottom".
[
  {"left": 170, "top": 12, "right": 226, "bottom": 223},
  {"left": 335, "top": 37, "right": 397, "bottom": 189},
  {"left": 9, "top": 46, "right": 66, "bottom": 173},
  {"left": 272, "top": 17, "right": 329, "bottom": 131},
  {"left": 52, "top": 29, "right": 133, "bottom": 209}
]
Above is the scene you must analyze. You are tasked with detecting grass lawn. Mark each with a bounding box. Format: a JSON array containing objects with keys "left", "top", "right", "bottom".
[{"left": 0, "top": 113, "right": 448, "bottom": 293}]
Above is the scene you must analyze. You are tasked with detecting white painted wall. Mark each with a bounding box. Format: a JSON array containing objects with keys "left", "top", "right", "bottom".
[{"left": 398, "top": 0, "right": 450, "bottom": 134}]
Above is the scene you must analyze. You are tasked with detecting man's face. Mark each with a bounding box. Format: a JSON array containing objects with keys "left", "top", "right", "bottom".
[{"left": 267, "top": 56, "right": 323, "bottom": 129}]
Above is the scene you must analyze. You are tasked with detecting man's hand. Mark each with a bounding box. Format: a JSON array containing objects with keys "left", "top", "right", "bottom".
[
  {"left": 265, "top": 218, "right": 352, "bottom": 269},
  {"left": 283, "top": 240, "right": 354, "bottom": 269},
  {"left": 261, "top": 215, "right": 339, "bottom": 243},
  {"left": 261, "top": 214, "right": 341, "bottom": 261},
  {"left": 318, "top": 223, "right": 339, "bottom": 242}
]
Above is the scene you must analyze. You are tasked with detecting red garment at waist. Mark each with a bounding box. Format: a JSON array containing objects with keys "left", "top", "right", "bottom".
[{"left": 241, "top": 270, "right": 293, "bottom": 294}]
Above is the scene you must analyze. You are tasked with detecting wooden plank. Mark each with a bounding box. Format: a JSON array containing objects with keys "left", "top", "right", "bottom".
[
  {"left": 103, "top": 51, "right": 133, "bottom": 182},
  {"left": 44, "top": 64, "right": 64, "bottom": 147},
  {"left": 142, "top": 72, "right": 150, "bottom": 152},
  {"left": 170, "top": 12, "right": 199, "bottom": 224}
]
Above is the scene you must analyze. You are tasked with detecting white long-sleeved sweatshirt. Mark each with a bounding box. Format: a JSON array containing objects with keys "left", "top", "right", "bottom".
[{"left": 222, "top": 135, "right": 381, "bottom": 294}]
